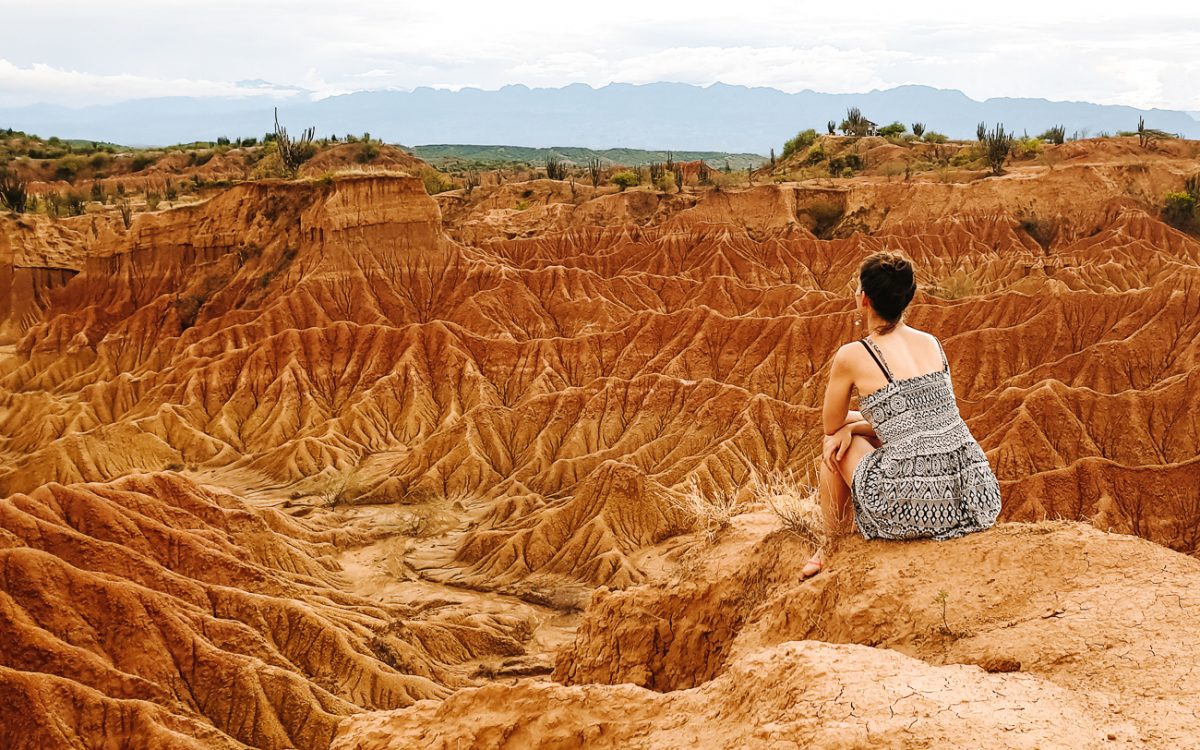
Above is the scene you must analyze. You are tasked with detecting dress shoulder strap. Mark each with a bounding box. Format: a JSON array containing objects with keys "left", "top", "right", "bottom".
[
  {"left": 934, "top": 337, "right": 949, "bottom": 372},
  {"left": 859, "top": 337, "right": 893, "bottom": 382}
]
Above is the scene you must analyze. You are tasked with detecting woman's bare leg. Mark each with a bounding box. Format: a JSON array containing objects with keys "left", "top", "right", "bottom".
[
  {"left": 802, "top": 436, "right": 876, "bottom": 578},
  {"left": 819, "top": 459, "right": 855, "bottom": 538}
]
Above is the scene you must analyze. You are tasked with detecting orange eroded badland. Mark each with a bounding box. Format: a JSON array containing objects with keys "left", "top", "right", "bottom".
[{"left": 2, "top": 137, "right": 1199, "bottom": 749}]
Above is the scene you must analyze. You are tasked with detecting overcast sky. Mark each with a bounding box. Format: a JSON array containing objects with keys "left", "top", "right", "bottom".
[{"left": 2, "top": 0, "right": 1198, "bottom": 111}]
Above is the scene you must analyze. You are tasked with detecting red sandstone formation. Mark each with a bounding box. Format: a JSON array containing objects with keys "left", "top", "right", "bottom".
[{"left": 2, "top": 138, "right": 1199, "bottom": 747}]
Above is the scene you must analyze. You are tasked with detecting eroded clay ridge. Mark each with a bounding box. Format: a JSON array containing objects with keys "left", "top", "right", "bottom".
[
  {"left": 1, "top": 143, "right": 1199, "bottom": 747},
  {"left": 3, "top": 164, "right": 1199, "bottom": 558},
  {"left": 0, "top": 472, "right": 552, "bottom": 749}
]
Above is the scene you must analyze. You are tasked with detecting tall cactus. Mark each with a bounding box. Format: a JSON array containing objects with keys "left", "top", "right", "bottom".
[
  {"left": 983, "top": 123, "right": 1015, "bottom": 175},
  {"left": 274, "top": 108, "right": 315, "bottom": 176}
]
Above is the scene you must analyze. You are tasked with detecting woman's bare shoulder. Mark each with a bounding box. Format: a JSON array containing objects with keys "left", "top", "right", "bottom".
[
  {"left": 831, "top": 339, "right": 870, "bottom": 371},
  {"left": 834, "top": 339, "right": 868, "bottom": 357}
]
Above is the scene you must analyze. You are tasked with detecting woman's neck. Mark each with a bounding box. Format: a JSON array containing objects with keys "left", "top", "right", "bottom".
[{"left": 867, "top": 314, "right": 901, "bottom": 336}]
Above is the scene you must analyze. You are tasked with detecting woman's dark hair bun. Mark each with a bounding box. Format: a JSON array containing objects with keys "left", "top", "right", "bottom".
[{"left": 859, "top": 251, "right": 917, "bottom": 327}]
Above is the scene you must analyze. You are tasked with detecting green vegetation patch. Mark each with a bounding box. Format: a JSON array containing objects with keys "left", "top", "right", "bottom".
[{"left": 413, "top": 144, "right": 767, "bottom": 171}]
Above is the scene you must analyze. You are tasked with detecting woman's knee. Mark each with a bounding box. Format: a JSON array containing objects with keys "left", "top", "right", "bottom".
[{"left": 834, "top": 435, "right": 875, "bottom": 483}]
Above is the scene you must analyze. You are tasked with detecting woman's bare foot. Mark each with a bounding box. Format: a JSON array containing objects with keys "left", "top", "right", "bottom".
[{"left": 801, "top": 550, "right": 824, "bottom": 580}]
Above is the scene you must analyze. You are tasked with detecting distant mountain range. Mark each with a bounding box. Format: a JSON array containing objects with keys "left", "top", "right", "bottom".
[{"left": 3, "top": 83, "right": 1198, "bottom": 153}]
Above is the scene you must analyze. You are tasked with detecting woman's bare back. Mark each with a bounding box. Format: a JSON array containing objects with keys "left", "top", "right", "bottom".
[{"left": 850, "top": 325, "right": 947, "bottom": 399}]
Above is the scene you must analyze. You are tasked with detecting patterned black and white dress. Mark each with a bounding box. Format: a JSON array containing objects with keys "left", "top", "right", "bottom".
[{"left": 850, "top": 335, "right": 1002, "bottom": 540}]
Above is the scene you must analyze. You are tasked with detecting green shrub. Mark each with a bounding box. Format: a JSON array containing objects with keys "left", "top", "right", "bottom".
[
  {"left": 53, "top": 155, "right": 86, "bottom": 182},
  {"left": 418, "top": 166, "right": 454, "bottom": 194},
  {"left": 923, "top": 131, "right": 948, "bottom": 144},
  {"left": 1163, "top": 192, "right": 1197, "bottom": 230},
  {"left": 877, "top": 121, "right": 906, "bottom": 137},
  {"left": 805, "top": 147, "right": 826, "bottom": 165},
  {"left": 828, "top": 154, "right": 863, "bottom": 176},
  {"left": 1017, "top": 137, "right": 1043, "bottom": 156},
  {"left": 356, "top": 141, "right": 380, "bottom": 163},
  {"left": 65, "top": 189, "right": 87, "bottom": 216},
  {"left": 950, "top": 148, "right": 980, "bottom": 167},
  {"left": 781, "top": 129, "right": 819, "bottom": 160},
  {"left": 43, "top": 190, "right": 64, "bottom": 218},
  {"left": 609, "top": 170, "right": 640, "bottom": 191},
  {"left": 130, "top": 154, "right": 156, "bottom": 172}
]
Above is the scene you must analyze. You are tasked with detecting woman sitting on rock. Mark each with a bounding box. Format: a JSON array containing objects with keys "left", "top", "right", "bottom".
[{"left": 802, "top": 252, "right": 1001, "bottom": 579}]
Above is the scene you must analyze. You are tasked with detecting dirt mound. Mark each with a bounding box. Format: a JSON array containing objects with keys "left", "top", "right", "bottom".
[
  {"left": 335, "top": 519, "right": 1194, "bottom": 749},
  {"left": 334, "top": 641, "right": 1118, "bottom": 750}
]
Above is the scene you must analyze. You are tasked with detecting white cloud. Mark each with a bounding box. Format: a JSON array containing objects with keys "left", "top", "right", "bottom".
[
  {"left": 0, "top": 2, "right": 1198, "bottom": 111},
  {"left": 0, "top": 60, "right": 302, "bottom": 108}
]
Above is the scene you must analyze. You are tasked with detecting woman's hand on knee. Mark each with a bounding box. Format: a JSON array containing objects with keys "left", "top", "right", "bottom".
[{"left": 822, "top": 427, "right": 853, "bottom": 469}]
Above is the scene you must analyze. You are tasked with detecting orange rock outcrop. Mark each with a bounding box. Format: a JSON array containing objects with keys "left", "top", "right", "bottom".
[
  {"left": 334, "top": 520, "right": 1200, "bottom": 749},
  {"left": 2, "top": 139, "right": 1199, "bottom": 747}
]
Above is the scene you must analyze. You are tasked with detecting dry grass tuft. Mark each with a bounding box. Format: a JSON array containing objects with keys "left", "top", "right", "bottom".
[
  {"left": 750, "top": 465, "right": 825, "bottom": 549},
  {"left": 667, "top": 475, "right": 749, "bottom": 541},
  {"left": 315, "top": 466, "right": 359, "bottom": 509}
]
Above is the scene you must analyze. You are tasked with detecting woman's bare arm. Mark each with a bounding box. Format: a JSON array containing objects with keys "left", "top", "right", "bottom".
[
  {"left": 844, "top": 419, "right": 877, "bottom": 438},
  {"left": 822, "top": 346, "right": 855, "bottom": 435}
]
